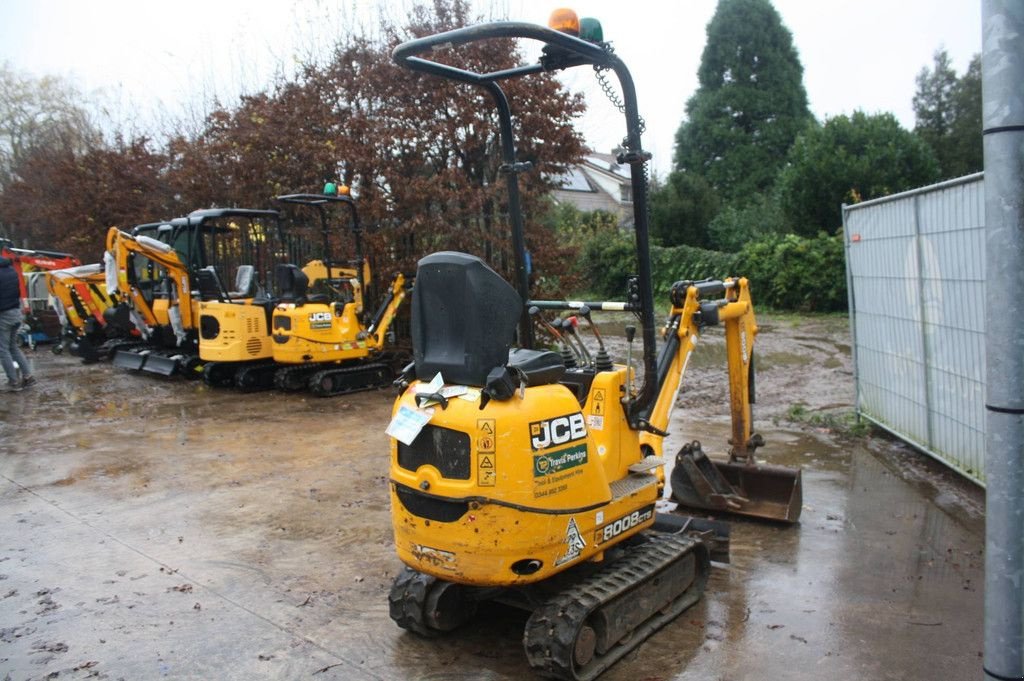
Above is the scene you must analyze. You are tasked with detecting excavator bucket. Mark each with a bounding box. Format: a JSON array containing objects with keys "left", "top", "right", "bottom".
[{"left": 670, "top": 442, "right": 802, "bottom": 523}]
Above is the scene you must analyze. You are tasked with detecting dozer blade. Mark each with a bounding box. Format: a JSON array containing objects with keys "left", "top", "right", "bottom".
[
  {"left": 671, "top": 441, "right": 802, "bottom": 523},
  {"left": 112, "top": 349, "right": 147, "bottom": 371},
  {"left": 139, "top": 354, "right": 180, "bottom": 377}
]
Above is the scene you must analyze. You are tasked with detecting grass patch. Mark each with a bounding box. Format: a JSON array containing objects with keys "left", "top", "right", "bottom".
[{"left": 782, "top": 402, "right": 874, "bottom": 438}]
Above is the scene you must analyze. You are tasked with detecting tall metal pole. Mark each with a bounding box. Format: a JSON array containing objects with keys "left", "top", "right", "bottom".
[{"left": 982, "top": 2, "right": 1024, "bottom": 680}]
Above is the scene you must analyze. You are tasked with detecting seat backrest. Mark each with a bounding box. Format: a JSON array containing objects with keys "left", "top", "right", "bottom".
[
  {"left": 411, "top": 251, "right": 522, "bottom": 386},
  {"left": 196, "top": 266, "right": 224, "bottom": 301},
  {"left": 275, "top": 264, "right": 309, "bottom": 303},
  {"left": 230, "top": 265, "right": 255, "bottom": 298}
]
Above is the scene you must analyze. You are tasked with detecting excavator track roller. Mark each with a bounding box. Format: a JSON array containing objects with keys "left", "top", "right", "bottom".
[{"left": 523, "top": 534, "right": 708, "bottom": 681}]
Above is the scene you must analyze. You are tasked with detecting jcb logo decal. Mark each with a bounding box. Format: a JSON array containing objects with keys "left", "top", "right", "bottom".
[
  {"left": 308, "top": 311, "right": 332, "bottom": 329},
  {"left": 529, "top": 412, "right": 586, "bottom": 451}
]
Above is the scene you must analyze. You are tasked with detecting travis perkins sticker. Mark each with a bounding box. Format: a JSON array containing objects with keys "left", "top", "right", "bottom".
[
  {"left": 529, "top": 412, "right": 586, "bottom": 451},
  {"left": 533, "top": 444, "right": 588, "bottom": 478}
]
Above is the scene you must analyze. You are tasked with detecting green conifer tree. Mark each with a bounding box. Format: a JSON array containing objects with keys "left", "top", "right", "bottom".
[{"left": 673, "top": 0, "right": 813, "bottom": 203}]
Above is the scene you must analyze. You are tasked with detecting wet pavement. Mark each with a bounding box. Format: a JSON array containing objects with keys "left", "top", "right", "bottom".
[{"left": 0, "top": 317, "right": 984, "bottom": 680}]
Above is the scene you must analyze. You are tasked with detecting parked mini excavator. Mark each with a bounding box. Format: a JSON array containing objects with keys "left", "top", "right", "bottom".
[
  {"left": 109, "top": 209, "right": 275, "bottom": 378},
  {"left": 46, "top": 262, "right": 123, "bottom": 361},
  {"left": 192, "top": 209, "right": 283, "bottom": 389},
  {"left": 268, "top": 185, "right": 410, "bottom": 397},
  {"left": 385, "top": 10, "right": 803, "bottom": 680},
  {"left": 106, "top": 224, "right": 202, "bottom": 376}
]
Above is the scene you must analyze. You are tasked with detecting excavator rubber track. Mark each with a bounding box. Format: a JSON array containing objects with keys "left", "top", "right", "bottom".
[
  {"left": 308, "top": 362, "right": 393, "bottom": 397},
  {"left": 202, "top": 360, "right": 278, "bottom": 390},
  {"left": 273, "top": 362, "right": 394, "bottom": 396},
  {"left": 389, "top": 533, "right": 709, "bottom": 681},
  {"left": 233, "top": 361, "right": 279, "bottom": 392},
  {"left": 202, "top": 361, "right": 240, "bottom": 388},
  {"left": 523, "top": 533, "right": 709, "bottom": 681},
  {"left": 273, "top": 364, "right": 321, "bottom": 391}
]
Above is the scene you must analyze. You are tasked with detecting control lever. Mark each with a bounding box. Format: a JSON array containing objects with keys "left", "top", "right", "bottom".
[
  {"left": 579, "top": 305, "right": 612, "bottom": 371},
  {"left": 529, "top": 305, "right": 576, "bottom": 368},
  {"left": 624, "top": 324, "right": 636, "bottom": 398},
  {"left": 562, "top": 317, "right": 593, "bottom": 367}
]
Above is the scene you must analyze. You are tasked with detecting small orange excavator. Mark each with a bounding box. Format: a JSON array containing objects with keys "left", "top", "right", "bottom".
[{"left": 0, "top": 239, "right": 81, "bottom": 348}]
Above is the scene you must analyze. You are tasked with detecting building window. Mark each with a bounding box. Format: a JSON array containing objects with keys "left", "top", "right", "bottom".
[{"left": 620, "top": 185, "right": 633, "bottom": 203}]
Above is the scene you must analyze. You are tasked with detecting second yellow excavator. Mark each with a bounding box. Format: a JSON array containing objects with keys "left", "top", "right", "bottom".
[{"left": 268, "top": 186, "right": 411, "bottom": 397}]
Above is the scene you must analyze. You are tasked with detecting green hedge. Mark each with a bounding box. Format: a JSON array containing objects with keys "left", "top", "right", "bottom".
[
  {"left": 734, "top": 232, "right": 847, "bottom": 311},
  {"left": 581, "top": 230, "right": 847, "bottom": 312}
]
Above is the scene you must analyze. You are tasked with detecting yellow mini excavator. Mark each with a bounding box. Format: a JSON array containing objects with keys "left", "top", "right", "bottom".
[
  {"left": 107, "top": 224, "right": 202, "bottom": 376},
  {"left": 109, "top": 210, "right": 271, "bottom": 378},
  {"left": 46, "top": 262, "right": 122, "bottom": 362},
  {"left": 385, "top": 10, "right": 802, "bottom": 680},
  {"left": 269, "top": 186, "right": 410, "bottom": 397},
  {"left": 192, "top": 208, "right": 282, "bottom": 390}
]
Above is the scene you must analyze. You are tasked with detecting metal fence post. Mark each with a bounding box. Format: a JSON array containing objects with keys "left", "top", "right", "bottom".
[{"left": 982, "top": 1, "right": 1024, "bottom": 679}]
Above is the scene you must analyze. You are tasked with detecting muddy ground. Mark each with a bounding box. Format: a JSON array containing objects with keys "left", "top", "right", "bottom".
[{"left": 0, "top": 314, "right": 984, "bottom": 681}]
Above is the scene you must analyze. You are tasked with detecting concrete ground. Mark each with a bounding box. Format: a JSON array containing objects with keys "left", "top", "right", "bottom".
[{"left": 0, "top": 317, "right": 984, "bottom": 681}]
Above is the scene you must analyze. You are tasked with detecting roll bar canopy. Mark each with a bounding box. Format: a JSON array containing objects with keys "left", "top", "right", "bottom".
[{"left": 392, "top": 19, "right": 659, "bottom": 420}]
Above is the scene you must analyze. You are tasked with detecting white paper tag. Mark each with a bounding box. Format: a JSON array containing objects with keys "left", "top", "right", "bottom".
[
  {"left": 440, "top": 385, "right": 468, "bottom": 398},
  {"left": 386, "top": 405, "right": 435, "bottom": 445},
  {"left": 457, "top": 388, "right": 481, "bottom": 402},
  {"left": 415, "top": 372, "right": 445, "bottom": 394}
]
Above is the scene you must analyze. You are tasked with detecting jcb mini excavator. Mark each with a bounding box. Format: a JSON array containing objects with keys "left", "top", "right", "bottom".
[
  {"left": 107, "top": 224, "right": 202, "bottom": 376},
  {"left": 110, "top": 209, "right": 277, "bottom": 378},
  {"left": 191, "top": 208, "right": 282, "bottom": 389},
  {"left": 46, "top": 262, "right": 123, "bottom": 362},
  {"left": 269, "top": 186, "right": 410, "bottom": 397},
  {"left": 385, "top": 11, "right": 803, "bottom": 680}
]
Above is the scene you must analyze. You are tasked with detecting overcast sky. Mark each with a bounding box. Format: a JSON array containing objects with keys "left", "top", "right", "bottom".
[{"left": 0, "top": 0, "right": 982, "bottom": 178}]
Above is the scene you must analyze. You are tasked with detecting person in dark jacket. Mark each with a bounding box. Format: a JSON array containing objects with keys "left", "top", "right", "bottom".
[{"left": 0, "top": 256, "right": 35, "bottom": 390}]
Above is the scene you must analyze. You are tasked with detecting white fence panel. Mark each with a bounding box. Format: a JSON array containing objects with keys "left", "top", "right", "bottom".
[{"left": 843, "top": 174, "right": 986, "bottom": 484}]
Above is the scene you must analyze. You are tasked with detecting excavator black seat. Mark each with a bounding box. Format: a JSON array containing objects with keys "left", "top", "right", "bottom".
[
  {"left": 196, "top": 268, "right": 221, "bottom": 301},
  {"left": 275, "top": 264, "right": 315, "bottom": 305},
  {"left": 412, "top": 251, "right": 521, "bottom": 386}
]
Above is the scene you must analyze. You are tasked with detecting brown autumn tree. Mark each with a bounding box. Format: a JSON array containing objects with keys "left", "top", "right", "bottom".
[
  {"left": 0, "top": 135, "right": 171, "bottom": 260},
  {"left": 167, "top": 0, "right": 586, "bottom": 293},
  {"left": 1, "top": 0, "right": 588, "bottom": 294}
]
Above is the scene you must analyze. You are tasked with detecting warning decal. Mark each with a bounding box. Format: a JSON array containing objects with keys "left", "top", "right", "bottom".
[{"left": 477, "top": 419, "right": 496, "bottom": 486}]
